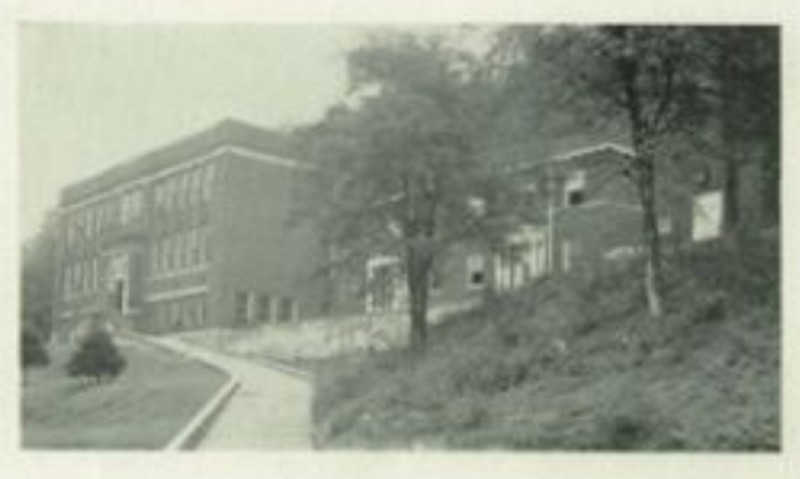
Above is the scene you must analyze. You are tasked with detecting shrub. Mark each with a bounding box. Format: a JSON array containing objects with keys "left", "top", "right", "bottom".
[
  {"left": 66, "top": 327, "right": 126, "bottom": 383},
  {"left": 22, "top": 327, "right": 49, "bottom": 370}
]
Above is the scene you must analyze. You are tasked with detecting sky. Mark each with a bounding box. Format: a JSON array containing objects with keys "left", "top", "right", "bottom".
[{"left": 19, "top": 24, "right": 370, "bottom": 238}]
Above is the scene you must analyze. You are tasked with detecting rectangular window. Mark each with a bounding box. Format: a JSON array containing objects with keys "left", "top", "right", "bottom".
[
  {"left": 175, "top": 174, "right": 185, "bottom": 209},
  {"left": 74, "top": 262, "right": 81, "bottom": 294},
  {"left": 564, "top": 169, "right": 587, "bottom": 207},
  {"left": 199, "top": 226, "right": 211, "bottom": 263},
  {"left": 164, "top": 177, "right": 175, "bottom": 210},
  {"left": 96, "top": 204, "right": 104, "bottom": 233},
  {"left": 165, "top": 236, "right": 175, "bottom": 272},
  {"left": 192, "top": 168, "right": 203, "bottom": 205},
  {"left": 467, "top": 196, "right": 486, "bottom": 216},
  {"left": 87, "top": 208, "right": 96, "bottom": 237},
  {"left": 186, "top": 231, "right": 194, "bottom": 267},
  {"left": 153, "top": 183, "right": 162, "bottom": 210},
  {"left": 63, "top": 267, "right": 71, "bottom": 298},
  {"left": 186, "top": 229, "right": 197, "bottom": 266},
  {"left": 531, "top": 234, "right": 548, "bottom": 278},
  {"left": 567, "top": 189, "right": 586, "bottom": 206},
  {"left": 130, "top": 189, "right": 143, "bottom": 219},
  {"left": 120, "top": 194, "right": 129, "bottom": 225},
  {"left": 175, "top": 232, "right": 185, "bottom": 270},
  {"left": 104, "top": 201, "right": 114, "bottom": 229},
  {"left": 277, "top": 297, "right": 294, "bottom": 322},
  {"left": 235, "top": 291, "right": 249, "bottom": 325},
  {"left": 83, "top": 260, "right": 91, "bottom": 293},
  {"left": 181, "top": 232, "right": 189, "bottom": 269},
  {"left": 68, "top": 265, "right": 75, "bottom": 296},
  {"left": 466, "top": 254, "right": 486, "bottom": 289},
  {"left": 150, "top": 242, "right": 158, "bottom": 274},
  {"left": 92, "top": 258, "right": 99, "bottom": 291},
  {"left": 257, "top": 294, "right": 272, "bottom": 322},
  {"left": 658, "top": 215, "right": 673, "bottom": 235},
  {"left": 169, "top": 301, "right": 180, "bottom": 328},
  {"left": 199, "top": 296, "right": 208, "bottom": 326},
  {"left": 693, "top": 190, "right": 723, "bottom": 241},
  {"left": 73, "top": 264, "right": 81, "bottom": 294},
  {"left": 201, "top": 163, "right": 215, "bottom": 202}
]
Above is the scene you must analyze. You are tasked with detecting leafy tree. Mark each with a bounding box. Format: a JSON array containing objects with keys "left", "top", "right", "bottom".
[
  {"left": 697, "top": 27, "right": 780, "bottom": 232},
  {"left": 494, "top": 26, "right": 711, "bottom": 317},
  {"left": 300, "top": 32, "right": 507, "bottom": 349},
  {"left": 22, "top": 211, "right": 59, "bottom": 340},
  {"left": 66, "top": 327, "right": 126, "bottom": 383}
]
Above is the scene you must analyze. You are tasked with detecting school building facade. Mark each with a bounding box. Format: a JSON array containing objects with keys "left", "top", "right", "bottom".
[{"left": 53, "top": 119, "right": 328, "bottom": 338}]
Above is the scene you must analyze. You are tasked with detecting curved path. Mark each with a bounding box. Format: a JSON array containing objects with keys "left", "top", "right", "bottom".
[{"left": 154, "top": 336, "right": 313, "bottom": 450}]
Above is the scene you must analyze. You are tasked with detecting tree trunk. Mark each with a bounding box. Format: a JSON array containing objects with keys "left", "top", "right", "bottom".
[
  {"left": 406, "top": 240, "right": 431, "bottom": 351},
  {"left": 719, "top": 49, "right": 742, "bottom": 238},
  {"left": 642, "top": 198, "right": 664, "bottom": 316},
  {"left": 636, "top": 151, "right": 665, "bottom": 318},
  {"left": 762, "top": 125, "right": 780, "bottom": 226},
  {"left": 723, "top": 152, "right": 741, "bottom": 235},
  {"left": 616, "top": 38, "right": 665, "bottom": 319}
]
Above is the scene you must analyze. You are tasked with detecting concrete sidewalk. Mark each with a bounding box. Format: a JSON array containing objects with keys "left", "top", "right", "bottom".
[{"left": 152, "top": 336, "right": 313, "bottom": 450}]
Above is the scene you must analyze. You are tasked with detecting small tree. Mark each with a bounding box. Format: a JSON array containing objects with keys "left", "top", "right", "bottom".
[
  {"left": 22, "top": 327, "right": 50, "bottom": 377},
  {"left": 67, "top": 327, "right": 126, "bottom": 383}
]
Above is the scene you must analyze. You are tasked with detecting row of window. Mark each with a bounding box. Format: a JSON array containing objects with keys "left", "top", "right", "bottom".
[
  {"left": 150, "top": 226, "right": 211, "bottom": 276},
  {"left": 120, "top": 189, "right": 145, "bottom": 225},
  {"left": 153, "top": 294, "right": 208, "bottom": 330},
  {"left": 234, "top": 291, "right": 297, "bottom": 324},
  {"left": 152, "top": 163, "right": 215, "bottom": 212},
  {"left": 65, "top": 195, "right": 130, "bottom": 245},
  {"left": 63, "top": 162, "right": 216, "bottom": 248},
  {"left": 62, "top": 257, "right": 105, "bottom": 299}
]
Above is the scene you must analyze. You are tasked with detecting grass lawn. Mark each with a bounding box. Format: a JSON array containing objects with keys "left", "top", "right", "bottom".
[{"left": 22, "top": 338, "right": 228, "bottom": 450}]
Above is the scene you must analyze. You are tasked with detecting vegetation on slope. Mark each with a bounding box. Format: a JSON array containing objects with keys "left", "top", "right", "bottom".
[{"left": 312, "top": 230, "right": 780, "bottom": 450}]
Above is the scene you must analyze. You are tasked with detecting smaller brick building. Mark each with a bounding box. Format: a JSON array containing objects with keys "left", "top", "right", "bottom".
[{"left": 361, "top": 141, "right": 729, "bottom": 311}]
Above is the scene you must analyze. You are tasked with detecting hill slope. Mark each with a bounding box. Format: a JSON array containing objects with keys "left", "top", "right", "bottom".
[{"left": 312, "top": 230, "right": 780, "bottom": 450}]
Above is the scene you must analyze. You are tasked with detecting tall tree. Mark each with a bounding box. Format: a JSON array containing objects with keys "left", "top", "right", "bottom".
[
  {"left": 300, "top": 32, "right": 504, "bottom": 349},
  {"left": 704, "top": 27, "right": 780, "bottom": 232},
  {"left": 22, "top": 211, "right": 59, "bottom": 340},
  {"left": 496, "top": 26, "right": 709, "bottom": 317}
]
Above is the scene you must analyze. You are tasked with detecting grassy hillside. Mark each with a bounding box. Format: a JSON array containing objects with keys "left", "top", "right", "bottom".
[
  {"left": 23, "top": 339, "right": 228, "bottom": 449},
  {"left": 312, "top": 230, "right": 780, "bottom": 450}
]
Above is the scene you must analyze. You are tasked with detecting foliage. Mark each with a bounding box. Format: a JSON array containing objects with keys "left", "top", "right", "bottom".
[
  {"left": 22, "top": 211, "right": 59, "bottom": 340},
  {"left": 299, "top": 31, "right": 509, "bottom": 349},
  {"left": 312, "top": 233, "right": 779, "bottom": 450},
  {"left": 492, "top": 26, "right": 727, "bottom": 317},
  {"left": 66, "top": 327, "right": 127, "bottom": 383},
  {"left": 22, "top": 326, "right": 50, "bottom": 371}
]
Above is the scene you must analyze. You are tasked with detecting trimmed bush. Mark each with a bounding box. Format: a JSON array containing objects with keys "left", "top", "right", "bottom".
[{"left": 67, "top": 327, "right": 127, "bottom": 383}]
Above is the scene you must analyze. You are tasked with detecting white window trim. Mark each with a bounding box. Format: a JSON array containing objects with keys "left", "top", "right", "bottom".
[{"left": 466, "top": 253, "right": 487, "bottom": 290}]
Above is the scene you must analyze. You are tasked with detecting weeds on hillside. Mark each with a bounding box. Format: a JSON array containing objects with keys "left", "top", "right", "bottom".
[{"left": 313, "top": 233, "right": 779, "bottom": 450}]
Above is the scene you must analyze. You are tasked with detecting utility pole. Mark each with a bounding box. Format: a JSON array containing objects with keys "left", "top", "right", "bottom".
[{"left": 546, "top": 164, "right": 557, "bottom": 274}]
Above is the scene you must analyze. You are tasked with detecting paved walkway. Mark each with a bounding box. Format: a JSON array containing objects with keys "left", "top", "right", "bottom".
[{"left": 153, "top": 336, "right": 313, "bottom": 450}]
